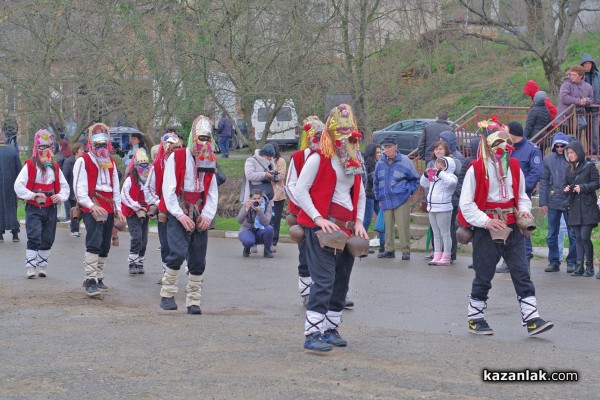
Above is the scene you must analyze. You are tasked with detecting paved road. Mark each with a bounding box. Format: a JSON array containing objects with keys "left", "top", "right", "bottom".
[{"left": 1, "top": 228, "right": 598, "bottom": 399}]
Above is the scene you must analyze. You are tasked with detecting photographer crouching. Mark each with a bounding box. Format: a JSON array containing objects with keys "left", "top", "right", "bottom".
[{"left": 237, "top": 189, "right": 274, "bottom": 258}]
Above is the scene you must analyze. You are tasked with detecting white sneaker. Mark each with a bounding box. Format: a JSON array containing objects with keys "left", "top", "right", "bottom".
[
  {"left": 70, "top": 232, "right": 80, "bottom": 238},
  {"left": 26, "top": 267, "right": 36, "bottom": 279},
  {"left": 369, "top": 238, "right": 380, "bottom": 247},
  {"left": 38, "top": 268, "right": 47, "bottom": 278}
]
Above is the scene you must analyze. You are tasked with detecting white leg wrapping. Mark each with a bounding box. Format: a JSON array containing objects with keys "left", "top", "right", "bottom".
[
  {"left": 25, "top": 249, "right": 38, "bottom": 270},
  {"left": 84, "top": 252, "right": 99, "bottom": 281},
  {"left": 468, "top": 297, "right": 487, "bottom": 321},
  {"left": 518, "top": 296, "right": 539, "bottom": 325},
  {"left": 128, "top": 253, "right": 140, "bottom": 266},
  {"left": 323, "top": 311, "right": 343, "bottom": 332},
  {"left": 97, "top": 256, "right": 107, "bottom": 279},
  {"left": 37, "top": 250, "right": 50, "bottom": 272},
  {"left": 298, "top": 276, "right": 312, "bottom": 298},
  {"left": 137, "top": 256, "right": 145, "bottom": 267},
  {"left": 185, "top": 274, "right": 203, "bottom": 307},
  {"left": 160, "top": 267, "right": 179, "bottom": 298},
  {"left": 304, "top": 310, "right": 325, "bottom": 336}
]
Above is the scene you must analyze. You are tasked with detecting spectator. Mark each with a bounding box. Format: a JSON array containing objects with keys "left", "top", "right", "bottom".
[
  {"left": 523, "top": 80, "right": 558, "bottom": 121},
  {"left": 243, "top": 143, "right": 277, "bottom": 202},
  {"left": 524, "top": 91, "right": 551, "bottom": 139},
  {"left": 3, "top": 118, "right": 19, "bottom": 150},
  {"left": 580, "top": 54, "right": 600, "bottom": 157},
  {"left": 0, "top": 131, "right": 22, "bottom": 242},
  {"left": 217, "top": 112, "right": 233, "bottom": 158},
  {"left": 539, "top": 133, "right": 577, "bottom": 273},
  {"left": 558, "top": 66, "right": 593, "bottom": 135},
  {"left": 375, "top": 136, "right": 420, "bottom": 260},
  {"left": 497, "top": 121, "right": 542, "bottom": 273},
  {"left": 418, "top": 110, "right": 453, "bottom": 161},
  {"left": 564, "top": 140, "right": 600, "bottom": 277},
  {"left": 61, "top": 142, "right": 85, "bottom": 235},
  {"left": 124, "top": 132, "right": 146, "bottom": 170},
  {"left": 439, "top": 131, "right": 464, "bottom": 262},
  {"left": 363, "top": 143, "right": 381, "bottom": 235},
  {"left": 237, "top": 189, "right": 274, "bottom": 258},
  {"left": 57, "top": 139, "right": 72, "bottom": 169},
  {"left": 270, "top": 142, "right": 286, "bottom": 251}
]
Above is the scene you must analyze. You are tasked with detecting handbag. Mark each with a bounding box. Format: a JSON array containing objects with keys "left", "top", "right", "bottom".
[
  {"left": 215, "top": 163, "right": 226, "bottom": 186},
  {"left": 315, "top": 229, "right": 350, "bottom": 253}
]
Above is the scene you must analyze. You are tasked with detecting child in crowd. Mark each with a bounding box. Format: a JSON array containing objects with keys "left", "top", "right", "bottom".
[{"left": 420, "top": 140, "right": 457, "bottom": 265}]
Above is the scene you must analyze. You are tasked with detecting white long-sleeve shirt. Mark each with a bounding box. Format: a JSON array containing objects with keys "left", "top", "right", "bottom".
[
  {"left": 73, "top": 154, "right": 121, "bottom": 210},
  {"left": 162, "top": 148, "right": 218, "bottom": 220},
  {"left": 143, "top": 166, "right": 160, "bottom": 206},
  {"left": 121, "top": 176, "right": 145, "bottom": 211},
  {"left": 295, "top": 153, "right": 366, "bottom": 222},
  {"left": 285, "top": 148, "right": 311, "bottom": 207},
  {"left": 459, "top": 159, "right": 531, "bottom": 228},
  {"left": 14, "top": 163, "right": 70, "bottom": 202}
]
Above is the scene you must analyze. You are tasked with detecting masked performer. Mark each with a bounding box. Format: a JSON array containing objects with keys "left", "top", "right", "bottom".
[
  {"left": 295, "top": 104, "right": 368, "bottom": 351},
  {"left": 458, "top": 122, "right": 554, "bottom": 336},
  {"left": 74, "top": 123, "right": 125, "bottom": 297},
  {"left": 159, "top": 116, "right": 218, "bottom": 315},
  {"left": 14, "top": 129, "right": 69, "bottom": 278}
]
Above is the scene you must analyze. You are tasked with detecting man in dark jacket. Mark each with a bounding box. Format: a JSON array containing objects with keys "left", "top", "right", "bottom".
[
  {"left": 539, "top": 133, "right": 576, "bottom": 272},
  {"left": 524, "top": 91, "right": 551, "bottom": 140},
  {"left": 497, "top": 121, "right": 543, "bottom": 273},
  {"left": 217, "top": 112, "right": 233, "bottom": 158},
  {"left": 0, "top": 132, "right": 22, "bottom": 242},
  {"left": 581, "top": 54, "right": 600, "bottom": 156},
  {"left": 418, "top": 110, "right": 453, "bottom": 160}
]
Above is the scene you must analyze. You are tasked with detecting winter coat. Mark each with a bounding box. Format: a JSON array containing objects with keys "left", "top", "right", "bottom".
[
  {"left": 417, "top": 119, "right": 453, "bottom": 160},
  {"left": 217, "top": 116, "right": 233, "bottom": 137},
  {"left": 439, "top": 130, "right": 464, "bottom": 175},
  {"left": 565, "top": 141, "right": 600, "bottom": 226},
  {"left": 373, "top": 151, "right": 419, "bottom": 210},
  {"left": 242, "top": 150, "right": 276, "bottom": 202},
  {"left": 558, "top": 79, "right": 594, "bottom": 119},
  {"left": 61, "top": 155, "right": 77, "bottom": 201},
  {"left": 510, "top": 138, "right": 543, "bottom": 194},
  {"left": 539, "top": 133, "right": 570, "bottom": 210},
  {"left": 420, "top": 157, "right": 457, "bottom": 213},
  {"left": 580, "top": 54, "right": 600, "bottom": 112},
  {"left": 524, "top": 102, "right": 551, "bottom": 139},
  {"left": 523, "top": 80, "right": 557, "bottom": 120}
]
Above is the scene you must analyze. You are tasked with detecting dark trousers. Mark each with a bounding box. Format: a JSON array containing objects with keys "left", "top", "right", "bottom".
[
  {"left": 25, "top": 204, "right": 57, "bottom": 251},
  {"left": 157, "top": 220, "right": 170, "bottom": 263},
  {"left": 571, "top": 224, "right": 594, "bottom": 265},
  {"left": 165, "top": 214, "right": 208, "bottom": 275},
  {"left": 239, "top": 225, "right": 274, "bottom": 250},
  {"left": 271, "top": 200, "right": 284, "bottom": 245},
  {"left": 82, "top": 212, "right": 114, "bottom": 257},
  {"left": 218, "top": 135, "right": 231, "bottom": 157},
  {"left": 304, "top": 227, "right": 354, "bottom": 314},
  {"left": 127, "top": 215, "right": 149, "bottom": 256},
  {"left": 546, "top": 208, "right": 577, "bottom": 265},
  {"left": 69, "top": 200, "right": 80, "bottom": 233},
  {"left": 297, "top": 237, "right": 309, "bottom": 277},
  {"left": 471, "top": 224, "right": 535, "bottom": 302}
]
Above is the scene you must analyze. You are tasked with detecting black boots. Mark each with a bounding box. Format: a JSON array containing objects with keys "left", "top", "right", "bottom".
[
  {"left": 583, "top": 262, "right": 595, "bottom": 277},
  {"left": 571, "top": 263, "right": 585, "bottom": 276}
]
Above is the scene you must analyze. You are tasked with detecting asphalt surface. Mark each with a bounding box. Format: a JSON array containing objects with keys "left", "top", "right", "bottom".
[{"left": 1, "top": 228, "right": 599, "bottom": 399}]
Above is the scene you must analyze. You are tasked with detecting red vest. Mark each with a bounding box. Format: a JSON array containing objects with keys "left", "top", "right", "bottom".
[
  {"left": 288, "top": 150, "right": 308, "bottom": 215},
  {"left": 158, "top": 148, "right": 214, "bottom": 214},
  {"left": 296, "top": 152, "right": 362, "bottom": 230},
  {"left": 25, "top": 159, "right": 61, "bottom": 208},
  {"left": 457, "top": 157, "right": 521, "bottom": 227},
  {"left": 153, "top": 157, "right": 165, "bottom": 200},
  {"left": 81, "top": 153, "right": 117, "bottom": 213},
  {"left": 121, "top": 176, "right": 147, "bottom": 217}
]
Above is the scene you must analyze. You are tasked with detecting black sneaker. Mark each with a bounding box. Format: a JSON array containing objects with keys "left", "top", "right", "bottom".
[
  {"left": 323, "top": 329, "right": 347, "bottom": 347},
  {"left": 242, "top": 247, "right": 250, "bottom": 257},
  {"left": 187, "top": 305, "right": 202, "bottom": 315},
  {"left": 377, "top": 251, "right": 395, "bottom": 259},
  {"left": 344, "top": 297, "right": 354, "bottom": 309},
  {"left": 527, "top": 317, "right": 554, "bottom": 336},
  {"left": 97, "top": 279, "right": 108, "bottom": 291},
  {"left": 467, "top": 264, "right": 473, "bottom": 269},
  {"left": 264, "top": 250, "right": 274, "bottom": 258},
  {"left": 544, "top": 262, "right": 560, "bottom": 272},
  {"left": 303, "top": 332, "right": 333, "bottom": 352},
  {"left": 84, "top": 279, "right": 101, "bottom": 298},
  {"left": 468, "top": 318, "right": 494, "bottom": 335},
  {"left": 12, "top": 233, "right": 19, "bottom": 242},
  {"left": 401, "top": 252, "right": 411, "bottom": 260},
  {"left": 160, "top": 296, "right": 178, "bottom": 310}
]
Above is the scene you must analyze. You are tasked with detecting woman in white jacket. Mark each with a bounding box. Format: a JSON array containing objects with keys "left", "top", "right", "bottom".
[{"left": 420, "top": 140, "right": 457, "bottom": 265}]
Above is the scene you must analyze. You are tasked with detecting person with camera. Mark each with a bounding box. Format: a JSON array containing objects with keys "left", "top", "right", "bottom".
[
  {"left": 121, "top": 149, "right": 152, "bottom": 275},
  {"left": 14, "top": 129, "right": 70, "bottom": 278},
  {"left": 73, "top": 123, "right": 126, "bottom": 297},
  {"left": 237, "top": 189, "right": 274, "bottom": 258},
  {"left": 158, "top": 116, "right": 218, "bottom": 315}
]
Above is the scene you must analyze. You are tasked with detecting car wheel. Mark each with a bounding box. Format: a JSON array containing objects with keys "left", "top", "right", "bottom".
[{"left": 230, "top": 134, "right": 239, "bottom": 150}]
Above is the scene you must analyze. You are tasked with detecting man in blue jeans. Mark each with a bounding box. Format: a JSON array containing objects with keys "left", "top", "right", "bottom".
[
  {"left": 539, "top": 133, "right": 577, "bottom": 272},
  {"left": 217, "top": 112, "right": 233, "bottom": 158}
]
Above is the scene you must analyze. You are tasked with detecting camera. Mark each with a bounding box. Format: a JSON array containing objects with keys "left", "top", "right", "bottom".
[
  {"left": 272, "top": 170, "right": 280, "bottom": 182},
  {"left": 252, "top": 200, "right": 261, "bottom": 207}
]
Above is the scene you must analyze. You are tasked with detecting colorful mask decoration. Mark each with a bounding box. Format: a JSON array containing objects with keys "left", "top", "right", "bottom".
[
  {"left": 32, "top": 129, "right": 54, "bottom": 166},
  {"left": 479, "top": 122, "right": 514, "bottom": 200},
  {"left": 128, "top": 148, "right": 150, "bottom": 183},
  {"left": 156, "top": 131, "right": 180, "bottom": 163},
  {"left": 300, "top": 116, "right": 324, "bottom": 151},
  {"left": 87, "top": 123, "right": 113, "bottom": 168},
  {"left": 188, "top": 115, "right": 216, "bottom": 191},
  {"left": 477, "top": 115, "right": 506, "bottom": 137},
  {"left": 320, "top": 104, "right": 363, "bottom": 175}
]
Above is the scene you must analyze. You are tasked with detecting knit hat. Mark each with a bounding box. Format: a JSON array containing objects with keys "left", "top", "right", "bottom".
[
  {"left": 507, "top": 121, "right": 524, "bottom": 137},
  {"left": 533, "top": 91, "right": 547, "bottom": 105},
  {"left": 259, "top": 143, "right": 275, "bottom": 157}
]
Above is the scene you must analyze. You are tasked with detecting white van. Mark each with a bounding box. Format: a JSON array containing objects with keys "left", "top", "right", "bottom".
[{"left": 251, "top": 99, "right": 299, "bottom": 147}]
